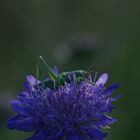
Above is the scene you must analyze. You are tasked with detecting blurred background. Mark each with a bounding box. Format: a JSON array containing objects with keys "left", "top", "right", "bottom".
[{"left": 0, "top": 0, "right": 140, "bottom": 140}]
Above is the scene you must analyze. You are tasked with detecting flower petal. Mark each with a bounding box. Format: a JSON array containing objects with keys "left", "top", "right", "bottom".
[
  {"left": 96, "top": 73, "right": 108, "bottom": 86},
  {"left": 10, "top": 100, "right": 27, "bottom": 114},
  {"left": 101, "top": 83, "right": 120, "bottom": 97},
  {"left": 26, "top": 131, "right": 48, "bottom": 140},
  {"left": 96, "top": 115, "right": 117, "bottom": 128},
  {"left": 68, "top": 134, "right": 80, "bottom": 140},
  {"left": 7, "top": 115, "right": 36, "bottom": 132},
  {"left": 26, "top": 75, "right": 38, "bottom": 86},
  {"left": 87, "top": 128, "right": 107, "bottom": 140}
]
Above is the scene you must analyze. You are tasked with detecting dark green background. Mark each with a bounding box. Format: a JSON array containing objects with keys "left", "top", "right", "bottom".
[{"left": 0, "top": 0, "right": 140, "bottom": 140}]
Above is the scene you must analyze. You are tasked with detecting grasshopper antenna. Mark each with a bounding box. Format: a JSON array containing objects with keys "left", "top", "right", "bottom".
[
  {"left": 36, "top": 60, "right": 40, "bottom": 80},
  {"left": 86, "top": 62, "right": 96, "bottom": 74},
  {"left": 38, "top": 56, "right": 58, "bottom": 80}
]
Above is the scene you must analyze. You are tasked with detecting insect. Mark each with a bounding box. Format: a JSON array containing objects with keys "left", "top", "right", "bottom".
[{"left": 35, "top": 56, "right": 94, "bottom": 90}]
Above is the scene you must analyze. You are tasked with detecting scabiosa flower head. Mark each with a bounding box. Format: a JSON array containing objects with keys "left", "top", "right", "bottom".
[{"left": 7, "top": 71, "right": 119, "bottom": 140}]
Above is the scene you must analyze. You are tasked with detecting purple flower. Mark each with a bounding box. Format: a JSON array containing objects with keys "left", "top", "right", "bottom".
[{"left": 7, "top": 73, "right": 119, "bottom": 140}]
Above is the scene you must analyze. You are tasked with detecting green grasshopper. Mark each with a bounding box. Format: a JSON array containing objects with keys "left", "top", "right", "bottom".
[{"left": 35, "top": 56, "right": 94, "bottom": 90}]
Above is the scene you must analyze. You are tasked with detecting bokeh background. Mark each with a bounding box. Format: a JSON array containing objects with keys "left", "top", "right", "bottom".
[{"left": 0, "top": 0, "right": 140, "bottom": 140}]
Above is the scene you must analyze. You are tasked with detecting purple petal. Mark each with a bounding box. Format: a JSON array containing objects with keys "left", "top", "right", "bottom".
[
  {"left": 18, "top": 91, "right": 31, "bottom": 99},
  {"left": 7, "top": 115, "right": 36, "bottom": 132},
  {"left": 96, "top": 73, "right": 108, "bottom": 86},
  {"left": 26, "top": 75, "right": 38, "bottom": 86},
  {"left": 10, "top": 100, "right": 27, "bottom": 114},
  {"left": 101, "top": 83, "right": 120, "bottom": 97},
  {"left": 50, "top": 128, "right": 64, "bottom": 139},
  {"left": 87, "top": 128, "right": 107, "bottom": 140},
  {"left": 23, "top": 82, "right": 31, "bottom": 92},
  {"left": 111, "top": 94, "right": 122, "bottom": 101},
  {"left": 68, "top": 134, "right": 80, "bottom": 140},
  {"left": 26, "top": 131, "right": 48, "bottom": 140},
  {"left": 95, "top": 115, "right": 117, "bottom": 128}
]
